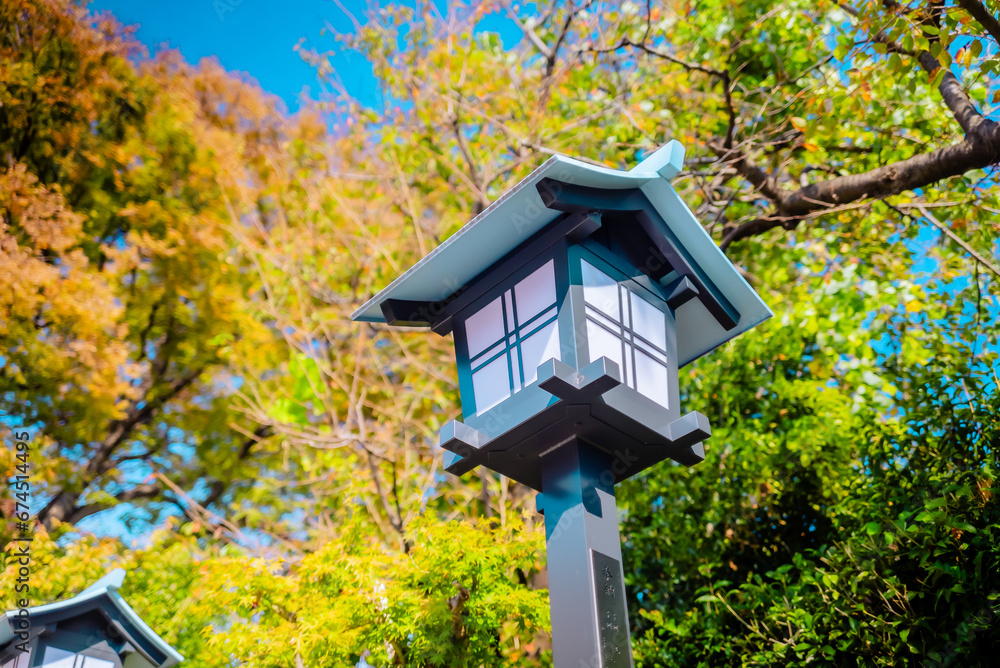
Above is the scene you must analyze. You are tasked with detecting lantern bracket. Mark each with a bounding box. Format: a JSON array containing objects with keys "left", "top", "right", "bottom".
[{"left": 439, "top": 357, "right": 710, "bottom": 492}]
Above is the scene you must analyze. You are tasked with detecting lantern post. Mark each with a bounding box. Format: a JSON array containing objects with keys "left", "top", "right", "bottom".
[{"left": 352, "top": 141, "right": 771, "bottom": 667}]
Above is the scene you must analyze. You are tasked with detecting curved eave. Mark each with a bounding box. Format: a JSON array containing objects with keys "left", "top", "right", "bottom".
[
  {"left": 2, "top": 588, "right": 183, "bottom": 668},
  {"left": 351, "top": 142, "right": 772, "bottom": 366},
  {"left": 638, "top": 178, "right": 773, "bottom": 366},
  {"left": 107, "top": 591, "right": 184, "bottom": 668},
  {"left": 351, "top": 154, "right": 662, "bottom": 324}
]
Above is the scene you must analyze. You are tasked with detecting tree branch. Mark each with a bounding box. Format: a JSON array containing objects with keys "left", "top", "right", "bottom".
[
  {"left": 67, "top": 483, "right": 164, "bottom": 524},
  {"left": 871, "top": 26, "right": 985, "bottom": 135},
  {"left": 722, "top": 5, "right": 1000, "bottom": 247},
  {"left": 956, "top": 0, "right": 1000, "bottom": 46},
  {"left": 721, "top": 127, "right": 1000, "bottom": 247},
  {"left": 37, "top": 366, "right": 205, "bottom": 528},
  {"left": 62, "top": 423, "right": 273, "bottom": 527},
  {"left": 499, "top": 0, "right": 553, "bottom": 61},
  {"left": 913, "top": 51, "right": 985, "bottom": 136},
  {"left": 711, "top": 143, "right": 786, "bottom": 203},
  {"left": 546, "top": 4, "right": 578, "bottom": 77},
  {"left": 913, "top": 203, "right": 1000, "bottom": 279},
  {"left": 581, "top": 36, "right": 729, "bottom": 79},
  {"left": 581, "top": 36, "right": 737, "bottom": 147}
]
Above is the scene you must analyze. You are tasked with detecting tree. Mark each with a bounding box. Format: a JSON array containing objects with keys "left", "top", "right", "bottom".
[
  {"left": 0, "top": 514, "right": 550, "bottom": 668},
  {"left": 0, "top": 0, "right": 285, "bottom": 531},
  {"left": 4, "top": 0, "right": 999, "bottom": 665},
  {"left": 291, "top": 0, "right": 1000, "bottom": 664},
  {"left": 2, "top": 4, "right": 553, "bottom": 664}
]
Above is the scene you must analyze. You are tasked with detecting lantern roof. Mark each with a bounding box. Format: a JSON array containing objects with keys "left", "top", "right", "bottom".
[
  {"left": 0, "top": 568, "right": 184, "bottom": 668},
  {"left": 351, "top": 141, "right": 771, "bottom": 366}
]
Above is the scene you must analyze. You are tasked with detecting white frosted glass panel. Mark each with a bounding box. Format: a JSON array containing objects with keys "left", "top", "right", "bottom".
[
  {"left": 465, "top": 297, "right": 504, "bottom": 358},
  {"left": 14, "top": 653, "right": 28, "bottom": 668},
  {"left": 42, "top": 648, "right": 76, "bottom": 668},
  {"left": 533, "top": 305, "right": 558, "bottom": 327},
  {"left": 81, "top": 659, "right": 115, "bottom": 668},
  {"left": 630, "top": 291, "right": 667, "bottom": 350},
  {"left": 581, "top": 260, "right": 619, "bottom": 321},
  {"left": 472, "top": 355, "right": 511, "bottom": 414},
  {"left": 515, "top": 260, "right": 557, "bottom": 324},
  {"left": 586, "top": 320, "right": 623, "bottom": 374},
  {"left": 585, "top": 305, "right": 618, "bottom": 333},
  {"left": 635, "top": 350, "right": 670, "bottom": 408},
  {"left": 520, "top": 321, "right": 560, "bottom": 385}
]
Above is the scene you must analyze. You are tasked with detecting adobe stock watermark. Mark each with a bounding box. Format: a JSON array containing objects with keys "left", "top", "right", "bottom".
[
  {"left": 213, "top": 0, "right": 247, "bottom": 21},
  {"left": 7, "top": 430, "right": 33, "bottom": 653},
  {"left": 922, "top": 592, "right": 998, "bottom": 667}
]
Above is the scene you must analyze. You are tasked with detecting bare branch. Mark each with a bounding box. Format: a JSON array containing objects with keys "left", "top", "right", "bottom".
[
  {"left": 914, "top": 203, "right": 1000, "bottom": 279},
  {"left": 581, "top": 36, "right": 728, "bottom": 78},
  {"left": 581, "top": 35, "right": 737, "bottom": 147},
  {"left": 500, "top": 0, "right": 553, "bottom": 60}
]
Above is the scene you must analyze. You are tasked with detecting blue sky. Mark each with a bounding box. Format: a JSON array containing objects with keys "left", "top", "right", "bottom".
[
  {"left": 86, "top": 0, "right": 379, "bottom": 110},
  {"left": 85, "top": 0, "right": 522, "bottom": 112}
]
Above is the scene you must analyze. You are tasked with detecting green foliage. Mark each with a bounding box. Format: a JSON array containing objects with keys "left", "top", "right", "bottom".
[
  {"left": 621, "top": 236, "right": 1000, "bottom": 665},
  {"left": 2, "top": 0, "right": 999, "bottom": 666},
  {"left": 1, "top": 514, "right": 550, "bottom": 668}
]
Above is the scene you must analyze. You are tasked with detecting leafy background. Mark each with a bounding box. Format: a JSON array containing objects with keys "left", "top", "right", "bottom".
[{"left": 1, "top": 0, "right": 998, "bottom": 666}]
